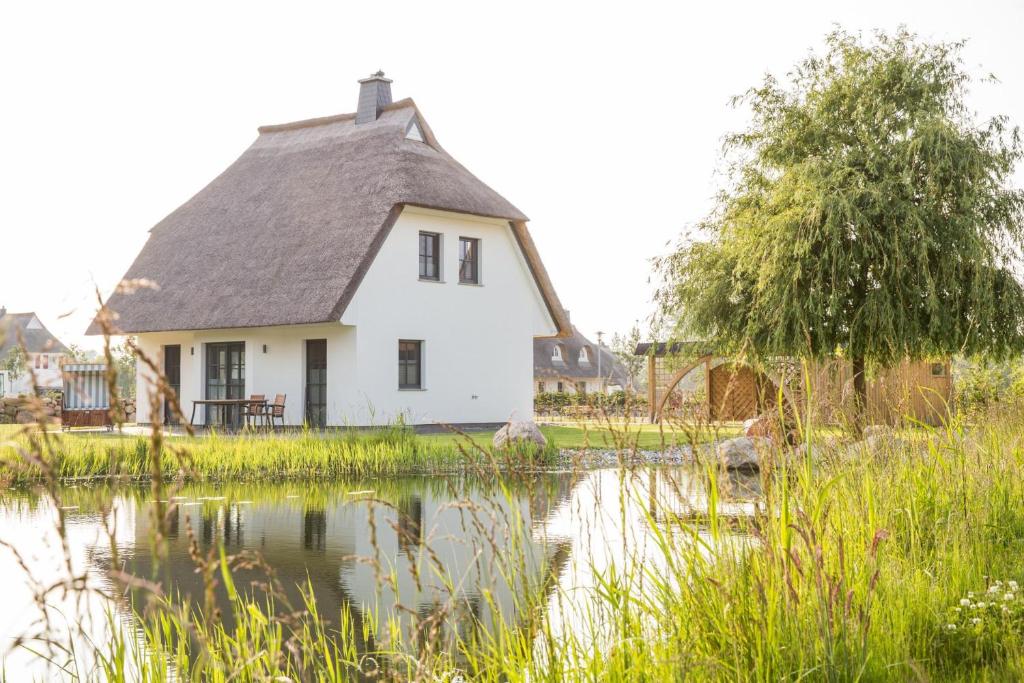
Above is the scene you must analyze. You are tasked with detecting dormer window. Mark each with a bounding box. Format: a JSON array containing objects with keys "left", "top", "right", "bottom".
[
  {"left": 551, "top": 344, "right": 565, "bottom": 363},
  {"left": 579, "top": 346, "right": 592, "bottom": 364},
  {"left": 406, "top": 118, "right": 425, "bottom": 142}
]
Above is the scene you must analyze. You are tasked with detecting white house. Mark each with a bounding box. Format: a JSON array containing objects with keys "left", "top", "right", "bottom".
[
  {"left": 91, "top": 73, "right": 570, "bottom": 428},
  {"left": 534, "top": 325, "right": 630, "bottom": 395},
  {"left": 0, "top": 308, "right": 70, "bottom": 396}
]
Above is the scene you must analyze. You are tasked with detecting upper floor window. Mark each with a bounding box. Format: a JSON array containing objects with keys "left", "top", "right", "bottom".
[
  {"left": 418, "top": 232, "right": 440, "bottom": 281},
  {"left": 459, "top": 237, "right": 480, "bottom": 284},
  {"left": 399, "top": 340, "right": 423, "bottom": 389},
  {"left": 579, "top": 346, "right": 592, "bottom": 364},
  {"left": 551, "top": 344, "right": 565, "bottom": 363}
]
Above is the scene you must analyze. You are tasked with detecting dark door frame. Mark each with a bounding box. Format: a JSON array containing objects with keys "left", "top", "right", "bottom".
[
  {"left": 163, "top": 344, "right": 181, "bottom": 425},
  {"left": 305, "top": 339, "right": 327, "bottom": 428},
  {"left": 205, "top": 342, "right": 245, "bottom": 427}
]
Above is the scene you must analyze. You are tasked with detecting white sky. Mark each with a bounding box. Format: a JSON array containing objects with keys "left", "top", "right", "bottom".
[{"left": 2, "top": 0, "right": 1022, "bottom": 350}]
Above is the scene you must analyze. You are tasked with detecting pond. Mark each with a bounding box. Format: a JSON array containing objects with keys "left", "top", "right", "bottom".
[{"left": 0, "top": 466, "right": 761, "bottom": 677}]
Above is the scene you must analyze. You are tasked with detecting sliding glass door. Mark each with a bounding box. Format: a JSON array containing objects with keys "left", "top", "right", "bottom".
[
  {"left": 206, "top": 342, "right": 245, "bottom": 427},
  {"left": 305, "top": 339, "right": 327, "bottom": 428}
]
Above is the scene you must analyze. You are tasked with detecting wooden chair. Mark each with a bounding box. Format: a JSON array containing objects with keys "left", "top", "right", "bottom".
[
  {"left": 267, "top": 394, "right": 286, "bottom": 429},
  {"left": 243, "top": 394, "right": 266, "bottom": 427}
]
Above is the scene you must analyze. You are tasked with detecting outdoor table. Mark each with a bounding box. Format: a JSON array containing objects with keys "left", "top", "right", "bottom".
[{"left": 190, "top": 398, "right": 267, "bottom": 428}]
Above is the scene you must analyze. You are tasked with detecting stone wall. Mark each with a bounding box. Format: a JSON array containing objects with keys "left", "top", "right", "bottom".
[{"left": 0, "top": 394, "right": 137, "bottom": 425}]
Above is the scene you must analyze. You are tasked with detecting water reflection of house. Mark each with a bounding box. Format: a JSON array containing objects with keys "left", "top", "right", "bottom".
[{"left": 118, "top": 477, "right": 575, "bottom": 664}]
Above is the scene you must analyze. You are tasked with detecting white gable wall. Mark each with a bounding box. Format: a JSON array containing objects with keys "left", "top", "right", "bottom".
[
  {"left": 341, "top": 206, "right": 556, "bottom": 424},
  {"left": 134, "top": 207, "right": 556, "bottom": 427}
]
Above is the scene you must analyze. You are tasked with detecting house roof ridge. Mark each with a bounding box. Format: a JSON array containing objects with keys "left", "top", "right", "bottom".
[{"left": 257, "top": 98, "right": 417, "bottom": 134}]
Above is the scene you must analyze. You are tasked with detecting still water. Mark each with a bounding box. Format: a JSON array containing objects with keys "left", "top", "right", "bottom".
[{"left": 0, "top": 466, "right": 760, "bottom": 677}]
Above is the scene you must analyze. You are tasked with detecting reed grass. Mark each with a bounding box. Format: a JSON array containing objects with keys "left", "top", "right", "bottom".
[
  {"left": 24, "top": 409, "right": 1024, "bottom": 681},
  {"left": 0, "top": 425, "right": 562, "bottom": 483}
]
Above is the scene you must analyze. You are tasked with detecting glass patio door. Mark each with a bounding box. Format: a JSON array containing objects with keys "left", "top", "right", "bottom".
[
  {"left": 206, "top": 342, "right": 245, "bottom": 427},
  {"left": 305, "top": 339, "right": 327, "bottom": 428}
]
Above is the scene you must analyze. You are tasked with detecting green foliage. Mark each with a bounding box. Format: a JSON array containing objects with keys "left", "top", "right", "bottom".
[
  {"left": 2, "top": 346, "right": 28, "bottom": 382},
  {"left": 110, "top": 339, "right": 136, "bottom": 399},
  {"left": 65, "top": 343, "right": 99, "bottom": 362},
  {"left": 533, "top": 390, "right": 647, "bottom": 414},
  {"left": 657, "top": 29, "right": 1024, "bottom": 369},
  {"left": 610, "top": 323, "right": 646, "bottom": 389},
  {"left": 953, "top": 356, "right": 1024, "bottom": 414}
]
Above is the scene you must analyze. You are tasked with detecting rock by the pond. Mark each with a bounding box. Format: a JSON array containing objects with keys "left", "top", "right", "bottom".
[
  {"left": 493, "top": 421, "right": 547, "bottom": 450},
  {"left": 717, "top": 436, "right": 772, "bottom": 471}
]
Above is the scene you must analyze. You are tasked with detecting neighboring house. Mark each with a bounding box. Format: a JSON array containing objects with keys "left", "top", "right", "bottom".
[
  {"left": 0, "top": 307, "right": 70, "bottom": 396},
  {"left": 534, "top": 325, "right": 629, "bottom": 395},
  {"left": 90, "top": 72, "right": 570, "bottom": 428}
]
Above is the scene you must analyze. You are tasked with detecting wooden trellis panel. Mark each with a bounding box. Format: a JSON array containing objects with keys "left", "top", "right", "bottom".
[{"left": 708, "top": 364, "right": 777, "bottom": 421}]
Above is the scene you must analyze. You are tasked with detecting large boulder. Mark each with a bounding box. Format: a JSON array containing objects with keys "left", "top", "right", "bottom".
[
  {"left": 493, "top": 421, "right": 547, "bottom": 451},
  {"left": 717, "top": 436, "right": 772, "bottom": 471}
]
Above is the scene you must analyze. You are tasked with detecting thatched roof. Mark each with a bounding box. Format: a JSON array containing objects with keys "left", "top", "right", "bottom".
[
  {"left": 535, "top": 326, "right": 629, "bottom": 386},
  {"left": 0, "top": 310, "right": 69, "bottom": 356},
  {"left": 90, "top": 97, "right": 569, "bottom": 335},
  {"left": 634, "top": 341, "right": 712, "bottom": 357}
]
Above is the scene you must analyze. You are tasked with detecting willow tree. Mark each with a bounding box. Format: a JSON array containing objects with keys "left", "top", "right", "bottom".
[{"left": 657, "top": 29, "right": 1024, "bottom": 422}]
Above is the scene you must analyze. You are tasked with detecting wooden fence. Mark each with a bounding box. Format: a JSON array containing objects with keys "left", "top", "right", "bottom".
[{"left": 644, "top": 352, "right": 952, "bottom": 426}]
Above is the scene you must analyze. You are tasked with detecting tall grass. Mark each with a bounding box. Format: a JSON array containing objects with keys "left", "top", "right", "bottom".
[
  {"left": 0, "top": 425, "right": 561, "bottom": 483},
  {"left": 13, "top": 409, "right": 1024, "bottom": 680}
]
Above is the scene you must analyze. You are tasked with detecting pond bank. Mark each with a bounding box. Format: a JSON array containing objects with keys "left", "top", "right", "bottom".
[{"left": 0, "top": 423, "right": 727, "bottom": 484}]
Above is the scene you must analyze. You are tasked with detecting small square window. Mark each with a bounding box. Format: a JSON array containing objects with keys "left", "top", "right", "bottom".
[
  {"left": 556, "top": 381, "right": 564, "bottom": 393},
  {"left": 419, "top": 232, "right": 440, "bottom": 281},
  {"left": 930, "top": 362, "right": 946, "bottom": 377},
  {"left": 399, "top": 340, "right": 423, "bottom": 389},
  {"left": 538, "top": 381, "right": 546, "bottom": 393},
  {"left": 459, "top": 237, "right": 480, "bottom": 284}
]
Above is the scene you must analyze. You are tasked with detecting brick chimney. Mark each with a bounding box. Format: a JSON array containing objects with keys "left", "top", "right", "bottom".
[{"left": 356, "top": 71, "right": 393, "bottom": 124}]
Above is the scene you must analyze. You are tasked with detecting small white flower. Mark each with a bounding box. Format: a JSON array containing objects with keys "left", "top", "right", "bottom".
[
  {"left": 989, "top": 585, "right": 1000, "bottom": 594},
  {"left": 1010, "top": 581, "right": 1019, "bottom": 591},
  {"left": 1005, "top": 593, "right": 1015, "bottom": 601},
  {"left": 953, "top": 607, "right": 962, "bottom": 613},
  {"left": 946, "top": 623, "right": 957, "bottom": 631},
  {"left": 1003, "top": 606, "right": 1011, "bottom": 614},
  {"left": 960, "top": 598, "right": 972, "bottom": 607},
  {"left": 971, "top": 617, "right": 982, "bottom": 625},
  {"left": 968, "top": 592, "right": 976, "bottom": 598},
  {"left": 978, "top": 602, "right": 988, "bottom": 609}
]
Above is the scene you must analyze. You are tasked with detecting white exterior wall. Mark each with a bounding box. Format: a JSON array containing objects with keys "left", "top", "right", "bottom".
[
  {"left": 1, "top": 353, "right": 65, "bottom": 396},
  {"left": 135, "top": 206, "right": 556, "bottom": 426}
]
